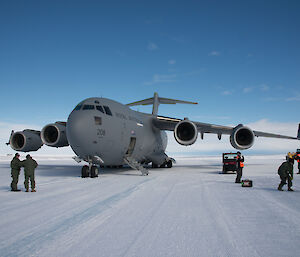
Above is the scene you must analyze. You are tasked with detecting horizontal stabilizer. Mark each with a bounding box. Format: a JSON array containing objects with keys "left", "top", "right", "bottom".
[
  {"left": 127, "top": 92, "right": 197, "bottom": 115},
  {"left": 127, "top": 97, "right": 197, "bottom": 106},
  {"left": 158, "top": 97, "right": 198, "bottom": 105},
  {"left": 127, "top": 97, "right": 155, "bottom": 106}
]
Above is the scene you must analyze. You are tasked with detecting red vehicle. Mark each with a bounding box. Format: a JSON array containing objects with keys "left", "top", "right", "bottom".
[{"left": 222, "top": 152, "right": 238, "bottom": 173}]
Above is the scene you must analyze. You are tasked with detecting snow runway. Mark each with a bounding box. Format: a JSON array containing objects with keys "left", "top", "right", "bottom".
[{"left": 1, "top": 155, "right": 300, "bottom": 257}]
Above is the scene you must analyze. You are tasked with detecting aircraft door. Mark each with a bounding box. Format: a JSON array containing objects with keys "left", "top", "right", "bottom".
[{"left": 125, "top": 137, "right": 136, "bottom": 157}]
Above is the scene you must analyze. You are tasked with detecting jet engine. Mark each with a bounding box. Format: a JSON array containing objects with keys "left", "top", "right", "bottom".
[
  {"left": 174, "top": 120, "right": 198, "bottom": 146},
  {"left": 10, "top": 130, "right": 43, "bottom": 152},
  {"left": 230, "top": 124, "right": 255, "bottom": 150},
  {"left": 41, "top": 122, "right": 69, "bottom": 147}
]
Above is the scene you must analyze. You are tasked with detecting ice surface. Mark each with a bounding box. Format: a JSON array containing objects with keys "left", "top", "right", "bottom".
[{"left": 1, "top": 155, "right": 300, "bottom": 257}]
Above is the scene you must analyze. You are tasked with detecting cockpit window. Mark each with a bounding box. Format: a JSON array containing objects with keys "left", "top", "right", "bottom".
[
  {"left": 74, "top": 104, "right": 82, "bottom": 111},
  {"left": 96, "top": 106, "right": 104, "bottom": 113},
  {"left": 94, "top": 100, "right": 100, "bottom": 104},
  {"left": 83, "top": 105, "right": 95, "bottom": 110},
  {"left": 103, "top": 106, "right": 112, "bottom": 116}
]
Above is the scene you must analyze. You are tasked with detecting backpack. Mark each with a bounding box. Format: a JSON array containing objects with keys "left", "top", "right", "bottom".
[{"left": 278, "top": 162, "right": 287, "bottom": 175}]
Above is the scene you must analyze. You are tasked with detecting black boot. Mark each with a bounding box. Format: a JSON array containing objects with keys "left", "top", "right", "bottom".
[{"left": 278, "top": 185, "right": 283, "bottom": 191}]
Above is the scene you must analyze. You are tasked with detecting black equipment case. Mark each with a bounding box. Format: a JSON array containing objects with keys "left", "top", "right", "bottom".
[{"left": 241, "top": 179, "right": 253, "bottom": 187}]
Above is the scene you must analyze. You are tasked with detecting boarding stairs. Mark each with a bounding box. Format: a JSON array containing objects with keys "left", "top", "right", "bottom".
[{"left": 124, "top": 156, "right": 149, "bottom": 176}]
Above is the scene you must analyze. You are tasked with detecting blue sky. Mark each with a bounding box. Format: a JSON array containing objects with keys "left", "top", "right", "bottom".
[{"left": 0, "top": 0, "right": 300, "bottom": 155}]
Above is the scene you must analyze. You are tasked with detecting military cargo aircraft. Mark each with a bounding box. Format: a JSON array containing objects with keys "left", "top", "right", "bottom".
[{"left": 7, "top": 93, "right": 300, "bottom": 176}]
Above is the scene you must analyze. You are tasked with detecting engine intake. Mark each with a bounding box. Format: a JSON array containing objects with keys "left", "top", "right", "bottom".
[
  {"left": 10, "top": 130, "right": 43, "bottom": 152},
  {"left": 41, "top": 122, "right": 69, "bottom": 147},
  {"left": 230, "top": 124, "right": 255, "bottom": 150},
  {"left": 174, "top": 120, "right": 198, "bottom": 146}
]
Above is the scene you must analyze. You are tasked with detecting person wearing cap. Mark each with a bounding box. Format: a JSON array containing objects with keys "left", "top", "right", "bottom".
[
  {"left": 10, "top": 153, "right": 24, "bottom": 191},
  {"left": 235, "top": 151, "right": 244, "bottom": 183},
  {"left": 23, "top": 154, "right": 38, "bottom": 192},
  {"left": 278, "top": 153, "right": 294, "bottom": 191}
]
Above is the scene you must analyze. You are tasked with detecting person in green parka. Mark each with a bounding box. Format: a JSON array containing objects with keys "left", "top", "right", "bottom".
[
  {"left": 23, "top": 154, "right": 38, "bottom": 192},
  {"left": 278, "top": 154, "right": 294, "bottom": 191},
  {"left": 10, "top": 153, "right": 24, "bottom": 191}
]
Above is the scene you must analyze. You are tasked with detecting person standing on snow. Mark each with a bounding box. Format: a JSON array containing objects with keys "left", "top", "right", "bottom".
[
  {"left": 235, "top": 151, "right": 244, "bottom": 183},
  {"left": 295, "top": 151, "right": 300, "bottom": 174},
  {"left": 278, "top": 154, "right": 294, "bottom": 191},
  {"left": 23, "top": 154, "right": 38, "bottom": 192},
  {"left": 10, "top": 153, "right": 23, "bottom": 191}
]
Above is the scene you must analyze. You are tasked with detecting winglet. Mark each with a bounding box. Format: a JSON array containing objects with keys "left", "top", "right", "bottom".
[
  {"left": 297, "top": 123, "right": 300, "bottom": 139},
  {"left": 127, "top": 92, "right": 198, "bottom": 115},
  {"left": 6, "top": 130, "right": 14, "bottom": 145}
]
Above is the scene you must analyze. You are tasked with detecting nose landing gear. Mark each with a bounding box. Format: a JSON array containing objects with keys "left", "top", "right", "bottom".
[
  {"left": 81, "top": 163, "right": 99, "bottom": 178},
  {"left": 81, "top": 165, "right": 89, "bottom": 178}
]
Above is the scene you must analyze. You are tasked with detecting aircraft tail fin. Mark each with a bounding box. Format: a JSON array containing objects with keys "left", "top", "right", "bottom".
[
  {"left": 297, "top": 123, "right": 300, "bottom": 139},
  {"left": 127, "top": 92, "right": 198, "bottom": 115}
]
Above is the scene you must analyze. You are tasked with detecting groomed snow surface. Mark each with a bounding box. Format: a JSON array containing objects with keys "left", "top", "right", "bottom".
[{"left": 1, "top": 155, "right": 300, "bottom": 257}]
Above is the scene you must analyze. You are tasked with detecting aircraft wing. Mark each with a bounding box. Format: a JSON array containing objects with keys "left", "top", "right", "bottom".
[
  {"left": 152, "top": 115, "right": 300, "bottom": 149},
  {"left": 252, "top": 130, "right": 299, "bottom": 140},
  {"left": 153, "top": 116, "right": 233, "bottom": 135}
]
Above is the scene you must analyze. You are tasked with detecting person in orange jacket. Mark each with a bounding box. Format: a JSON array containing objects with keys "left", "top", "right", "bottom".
[
  {"left": 235, "top": 151, "right": 244, "bottom": 183},
  {"left": 295, "top": 151, "right": 300, "bottom": 174}
]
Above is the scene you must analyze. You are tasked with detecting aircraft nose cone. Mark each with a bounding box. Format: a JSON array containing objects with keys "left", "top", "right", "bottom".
[{"left": 66, "top": 111, "right": 92, "bottom": 155}]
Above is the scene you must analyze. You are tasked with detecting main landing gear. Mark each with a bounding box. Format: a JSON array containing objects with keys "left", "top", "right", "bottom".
[
  {"left": 152, "top": 160, "right": 173, "bottom": 168},
  {"left": 81, "top": 164, "right": 99, "bottom": 178},
  {"left": 166, "top": 160, "right": 173, "bottom": 168}
]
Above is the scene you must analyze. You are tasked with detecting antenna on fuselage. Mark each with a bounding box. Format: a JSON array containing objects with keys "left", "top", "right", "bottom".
[{"left": 126, "top": 92, "right": 198, "bottom": 115}]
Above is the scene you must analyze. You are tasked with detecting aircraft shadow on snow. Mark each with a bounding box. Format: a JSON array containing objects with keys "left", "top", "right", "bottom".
[{"left": 36, "top": 164, "right": 143, "bottom": 177}]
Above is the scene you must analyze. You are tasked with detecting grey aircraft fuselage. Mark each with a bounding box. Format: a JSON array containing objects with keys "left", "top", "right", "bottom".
[{"left": 67, "top": 97, "right": 167, "bottom": 166}]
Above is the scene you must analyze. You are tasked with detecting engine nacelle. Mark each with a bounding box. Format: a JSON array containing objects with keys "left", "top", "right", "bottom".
[
  {"left": 41, "top": 122, "right": 69, "bottom": 147},
  {"left": 230, "top": 124, "right": 255, "bottom": 150},
  {"left": 10, "top": 130, "right": 43, "bottom": 152},
  {"left": 174, "top": 120, "right": 198, "bottom": 146}
]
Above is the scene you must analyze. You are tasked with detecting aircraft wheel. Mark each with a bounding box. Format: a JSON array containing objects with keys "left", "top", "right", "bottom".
[
  {"left": 166, "top": 160, "right": 172, "bottom": 168},
  {"left": 90, "top": 166, "right": 99, "bottom": 178},
  {"left": 160, "top": 163, "right": 166, "bottom": 168},
  {"left": 152, "top": 163, "right": 158, "bottom": 168},
  {"left": 81, "top": 165, "right": 89, "bottom": 178}
]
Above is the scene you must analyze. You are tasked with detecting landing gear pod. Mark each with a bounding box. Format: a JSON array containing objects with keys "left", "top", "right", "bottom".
[{"left": 174, "top": 120, "right": 198, "bottom": 146}]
